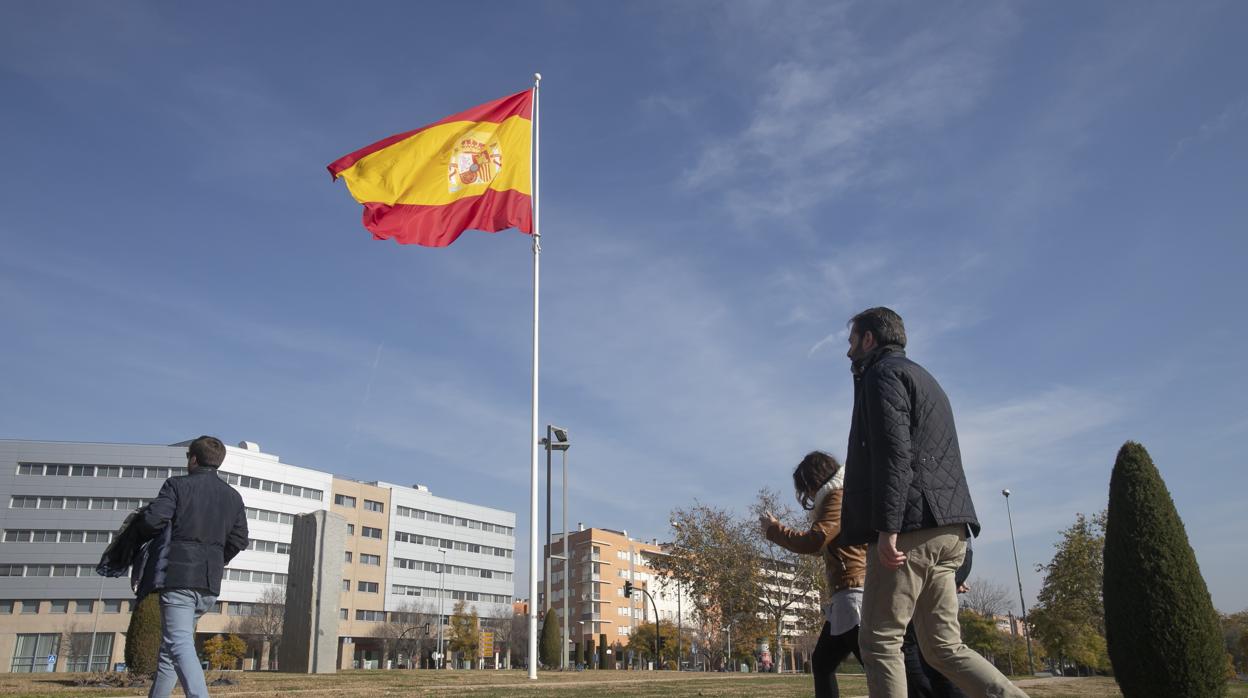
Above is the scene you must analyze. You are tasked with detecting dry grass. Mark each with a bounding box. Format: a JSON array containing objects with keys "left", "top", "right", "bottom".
[{"left": 0, "top": 670, "right": 1243, "bottom": 698}]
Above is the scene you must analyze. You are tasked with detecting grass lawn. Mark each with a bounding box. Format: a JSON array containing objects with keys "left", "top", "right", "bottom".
[{"left": 0, "top": 670, "right": 1243, "bottom": 697}]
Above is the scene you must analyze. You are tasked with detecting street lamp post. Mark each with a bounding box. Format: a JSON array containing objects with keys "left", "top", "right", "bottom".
[
  {"left": 87, "top": 574, "right": 105, "bottom": 671},
  {"left": 541, "top": 426, "right": 570, "bottom": 670},
  {"left": 438, "top": 548, "right": 448, "bottom": 669},
  {"left": 1002, "top": 489, "right": 1035, "bottom": 675},
  {"left": 561, "top": 445, "right": 569, "bottom": 671},
  {"left": 676, "top": 580, "right": 682, "bottom": 671}
]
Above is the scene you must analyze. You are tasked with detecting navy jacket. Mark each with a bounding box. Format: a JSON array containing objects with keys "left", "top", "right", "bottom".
[
  {"left": 841, "top": 346, "right": 980, "bottom": 546},
  {"left": 134, "top": 467, "right": 249, "bottom": 597}
]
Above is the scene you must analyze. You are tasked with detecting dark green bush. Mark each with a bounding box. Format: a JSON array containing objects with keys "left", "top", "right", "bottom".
[
  {"left": 1104, "top": 441, "right": 1226, "bottom": 697},
  {"left": 124, "top": 594, "right": 162, "bottom": 676},
  {"left": 538, "top": 607, "right": 561, "bottom": 669}
]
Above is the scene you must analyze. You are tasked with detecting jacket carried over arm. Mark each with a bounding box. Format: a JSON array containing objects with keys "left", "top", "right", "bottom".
[
  {"left": 133, "top": 467, "right": 249, "bottom": 598},
  {"left": 765, "top": 488, "right": 867, "bottom": 593}
]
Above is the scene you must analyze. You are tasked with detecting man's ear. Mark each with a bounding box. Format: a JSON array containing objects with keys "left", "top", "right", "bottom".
[{"left": 862, "top": 331, "right": 877, "bottom": 350}]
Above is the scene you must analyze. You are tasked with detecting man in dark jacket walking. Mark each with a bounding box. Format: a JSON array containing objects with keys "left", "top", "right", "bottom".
[
  {"left": 135, "top": 436, "right": 248, "bottom": 698},
  {"left": 840, "top": 308, "right": 1025, "bottom": 698}
]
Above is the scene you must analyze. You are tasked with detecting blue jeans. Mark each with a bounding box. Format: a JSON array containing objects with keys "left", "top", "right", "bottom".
[{"left": 149, "top": 589, "right": 216, "bottom": 698}]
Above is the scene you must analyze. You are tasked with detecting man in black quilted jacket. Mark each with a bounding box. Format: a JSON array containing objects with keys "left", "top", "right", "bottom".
[
  {"left": 135, "top": 435, "right": 249, "bottom": 698},
  {"left": 840, "top": 308, "right": 1026, "bottom": 698}
]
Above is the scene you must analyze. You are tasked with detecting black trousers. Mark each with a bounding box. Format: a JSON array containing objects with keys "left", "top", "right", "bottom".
[
  {"left": 902, "top": 623, "right": 969, "bottom": 698},
  {"left": 812, "top": 621, "right": 862, "bottom": 698}
]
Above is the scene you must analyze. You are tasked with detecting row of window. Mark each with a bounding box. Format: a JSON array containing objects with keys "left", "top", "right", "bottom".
[
  {"left": 251, "top": 539, "right": 290, "bottom": 555},
  {"left": 354, "top": 581, "right": 379, "bottom": 593},
  {"left": 394, "top": 505, "right": 514, "bottom": 536},
  {"left": 17, "top": 462, "right": 186, "bottom": 479},
  {"left": 0, "top": 564, "right": 99, "bottom": 578},
  {"left": 333, "top": 494, "right": 385, "bottom": 512},
  {"left": 246, "top": 507, "right": 296, "bottom": 525},
  {"left": 1, "top": 599, "right": 125, "bottom": 614},
  {"left": 391, "top": 557, "right": 512, "bottom": 581},
  {"left": 346, "top": 524, "right": 383, "bottom": 539},
  {"left": 388, "top": 584, "right": 511, "bottom": 604},
  {"left": 10, "top": 495, "right": 149, "bottom": 511},
  {"left": 393, "top": 530, "right": 514, "bottom": 558},
  {"left": 222, "top": 568, "right": 287, "bottom": 586},
  {"left": 4, "top": 529, "right": 113, "bottom": 544},
  {"left": 225, "top": 602, "right": 277, "bottom": 617},
  {"left": 15, "top": 462, "right": 325, "bottom": 503},
  {"left": 1, "top": 529, "right": 291, "bottom": 556},
  {"left": 218, "top": 471, "right": 323, "bottom": 501},
  {"left": 11, "top": 632, "right": 114, "bottom": 673}
]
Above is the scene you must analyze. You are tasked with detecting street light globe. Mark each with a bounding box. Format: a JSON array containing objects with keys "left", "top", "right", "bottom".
[{"left": 1002, "top": 488, "right": 1011, "bottom": 497}]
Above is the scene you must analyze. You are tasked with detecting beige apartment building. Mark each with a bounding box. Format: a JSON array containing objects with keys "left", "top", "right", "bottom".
[
  {"left": 330, "top": 477, "right": 392, "bottom": 669},
  {"left": 539, "top": 526, "right": 693, "bottom": 660}
]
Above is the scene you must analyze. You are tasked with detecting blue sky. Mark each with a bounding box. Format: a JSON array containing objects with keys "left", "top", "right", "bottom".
[{"left": 2, "top": 1, "right": 1245, "bottom": 614}]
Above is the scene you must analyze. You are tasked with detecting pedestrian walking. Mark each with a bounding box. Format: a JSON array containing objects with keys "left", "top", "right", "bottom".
[
  {"left": 839, "top": 307, "right": 1027, "bottom": 698},
  {"left": 759, "top": 451, "right": 868, "bottom": 698}
]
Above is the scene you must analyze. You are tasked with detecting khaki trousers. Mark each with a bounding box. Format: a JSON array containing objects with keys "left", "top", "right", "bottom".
[{"left": 860, "top": 525, "right": 1028, "bottom": 698}]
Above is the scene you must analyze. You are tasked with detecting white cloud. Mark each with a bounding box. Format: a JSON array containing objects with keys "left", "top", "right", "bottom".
[
  {"left": 683, "top": 3, "right": 1019, "bottom": 225},
  {"left": 1171, "top": 95, "right": 1248, "bottom": 160}
]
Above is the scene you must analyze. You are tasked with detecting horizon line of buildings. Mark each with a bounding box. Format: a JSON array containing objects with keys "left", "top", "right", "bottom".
[{"left": 0, "top": 437, "right": 515, "bottom": 672}]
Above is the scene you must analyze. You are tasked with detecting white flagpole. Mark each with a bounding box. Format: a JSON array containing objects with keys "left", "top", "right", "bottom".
[{"left": 527, "top": 71, "right": 542, "bottom": 681}]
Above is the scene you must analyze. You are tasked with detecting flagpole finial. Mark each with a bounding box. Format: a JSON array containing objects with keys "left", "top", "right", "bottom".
[{"left": 534, "top": 72, "right": 542, "bottom": 83}]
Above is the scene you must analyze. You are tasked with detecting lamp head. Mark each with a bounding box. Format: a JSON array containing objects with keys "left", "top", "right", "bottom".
[{"left": 1002, "top": 488, "right": 1011, "bottom": 497}]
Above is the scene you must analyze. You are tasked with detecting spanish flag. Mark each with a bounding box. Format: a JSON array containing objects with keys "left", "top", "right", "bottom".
[{"left": 328, "top": 90, "right": 533, "bottom": 247}]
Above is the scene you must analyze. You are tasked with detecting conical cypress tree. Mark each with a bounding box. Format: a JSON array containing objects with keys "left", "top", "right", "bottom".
[
  {"left": 538, "top": 608, "right": 561, "bottom": 669},
  {"left": 124, "top": 594, "right": 162, "bottom": 676},
  {"left": 1104, "top": 441, "right": 1226, "bottom": 697}
]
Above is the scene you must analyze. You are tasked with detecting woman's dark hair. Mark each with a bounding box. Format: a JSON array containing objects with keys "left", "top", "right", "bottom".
[
  {"left": 849, "top": 306, "right": 907, "bottom": 348},
  {"left": 792, "top": 451, "right": 842, "bottom": 510}
]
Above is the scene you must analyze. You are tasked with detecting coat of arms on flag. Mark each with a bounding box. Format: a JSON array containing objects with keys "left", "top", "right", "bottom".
[{"left": 448, "top": 132, "right": 503, "bottom": 193}]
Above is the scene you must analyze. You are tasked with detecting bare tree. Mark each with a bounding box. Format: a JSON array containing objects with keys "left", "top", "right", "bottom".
[
  {"left": 651, "top": 501, "right": 761, "bottom": 670},
  {"left": 751, "top": 487, "right": 823, "bottom": 673},
  {"left": 505, "top": 608, "right": 529, "bottom": 669},
  {"left": 372, "top": 600, "right": 438, "bottom": 668},
  {"left": 960, "top": 578, "right": 1014, "bottom": 618},
  {"left": 228, "top": 586, "right": 285, "bottom": 669}
]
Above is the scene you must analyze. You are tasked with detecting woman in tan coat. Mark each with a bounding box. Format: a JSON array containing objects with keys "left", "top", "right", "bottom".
[{"left": 760, "top": 451, "right": 869, "bottom": 698}]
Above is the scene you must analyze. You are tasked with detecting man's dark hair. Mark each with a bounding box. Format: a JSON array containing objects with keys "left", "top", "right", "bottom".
[
  {"left": 793, "top": 451, "right": 842, "bottom": 510},
  {"left": 849, "top": 306, "right": 907, "bottom": 348},
  {"left": 188, "top": 435, "right": 226, "bottom": 468}
]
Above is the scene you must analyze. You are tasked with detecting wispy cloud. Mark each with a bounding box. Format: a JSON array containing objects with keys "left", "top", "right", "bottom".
[
  {"left": 682, "top": 3, "right": 1019, "bottom": 226},
  {"left": 1171, "top": 95, "right": 1248, "bottom": 160}
]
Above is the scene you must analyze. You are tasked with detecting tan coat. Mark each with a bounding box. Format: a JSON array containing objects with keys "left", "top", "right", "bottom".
[{"left": 765, "top": 487, "right": 867, "bottom": 594}]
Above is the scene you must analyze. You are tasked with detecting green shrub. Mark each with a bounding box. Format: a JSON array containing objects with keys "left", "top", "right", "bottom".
[
  {"left": 124, "top": 594, "right": 162, "bottom": 676},
  {"left": 1104, "top": 441, "right": 1226, "bottom": 697},
  {"left": 538, "top": 608, "right": 560, "bottom": 669}
]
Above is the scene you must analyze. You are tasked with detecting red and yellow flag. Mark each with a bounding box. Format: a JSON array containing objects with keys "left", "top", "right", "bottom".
[{"left": 328, "top": 90, "right": 533, "bottom": 247}]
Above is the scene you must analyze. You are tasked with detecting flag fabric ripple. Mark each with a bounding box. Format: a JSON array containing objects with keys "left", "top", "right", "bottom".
[{"left": 328, "top": 90, "right": 533, "bottom": 247}]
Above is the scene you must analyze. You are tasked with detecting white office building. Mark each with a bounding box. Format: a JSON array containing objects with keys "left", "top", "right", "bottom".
[{"left": 0, "top": 438, "right": 514, "bottom": 673}]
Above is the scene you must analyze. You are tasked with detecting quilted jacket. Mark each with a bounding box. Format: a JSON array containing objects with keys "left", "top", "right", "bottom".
[
  {"left": 840, "top": 346, "right": 980, "bottom": 546},
  {"left": 765, "top": 487, "right": 867, "bottom": 594}
]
